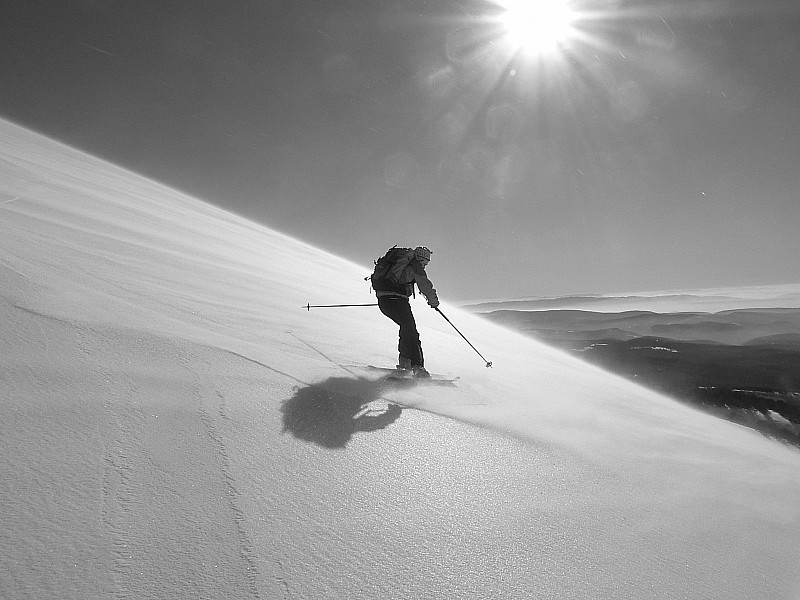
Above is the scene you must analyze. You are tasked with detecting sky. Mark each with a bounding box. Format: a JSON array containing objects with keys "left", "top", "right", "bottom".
[{"left": 2, "top": 0, "right": 800, "bottom": 301}]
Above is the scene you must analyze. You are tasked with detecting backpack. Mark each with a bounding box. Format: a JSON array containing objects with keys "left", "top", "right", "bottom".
[{"left": 369, "top": 246, "right": 415, "bottom": 294}]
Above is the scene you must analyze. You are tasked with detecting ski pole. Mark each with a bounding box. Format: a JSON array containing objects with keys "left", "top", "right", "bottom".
[
  {"left": 303, "top": 303, "right": 378, "bottom": 311},
  {"left": 435, "top": 307, "right": 493, "bottom": 368}
]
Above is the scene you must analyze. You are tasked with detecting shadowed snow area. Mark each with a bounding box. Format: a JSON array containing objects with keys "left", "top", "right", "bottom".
[{"left": 2, "top": 119, "right": 800, "bottom": 599}]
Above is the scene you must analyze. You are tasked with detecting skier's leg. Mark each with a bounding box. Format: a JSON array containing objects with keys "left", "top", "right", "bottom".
[
  {"left": 378, "top": 297, "right": 423, "bottom": 367},
  {"left": 393, "top": 300, "right": 423, "bottom": 368},
  {"left": 378, "top": 296, "right": 405, "bottom": 361}
]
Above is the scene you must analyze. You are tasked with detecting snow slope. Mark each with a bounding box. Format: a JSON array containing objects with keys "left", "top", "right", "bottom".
[{"left": 2, "top": 119, "right": 800, "bottom": 599}]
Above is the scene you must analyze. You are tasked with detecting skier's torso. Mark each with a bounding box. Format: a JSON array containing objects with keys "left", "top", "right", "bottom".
[{"left": 376, "top": 261, "right": 438, "bottom": 306}]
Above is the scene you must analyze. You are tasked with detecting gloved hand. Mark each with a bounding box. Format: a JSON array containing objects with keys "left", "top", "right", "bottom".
[{"left": 429, "top": 301, "right": 439, "bottom": 309}]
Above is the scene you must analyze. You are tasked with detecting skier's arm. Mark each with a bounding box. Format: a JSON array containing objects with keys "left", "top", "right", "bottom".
[{"left": 411, "top": 262, "right": 439, "bottom": 308}]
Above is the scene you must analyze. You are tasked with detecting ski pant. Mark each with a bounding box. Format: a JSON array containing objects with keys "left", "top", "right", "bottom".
[{"left": 377, "top": 296, "right": 424, "bottom": 367}]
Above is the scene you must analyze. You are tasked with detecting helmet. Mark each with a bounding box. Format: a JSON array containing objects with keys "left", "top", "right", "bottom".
[{"left": 414, "top": 246, "right": 432, "bottom": 262}]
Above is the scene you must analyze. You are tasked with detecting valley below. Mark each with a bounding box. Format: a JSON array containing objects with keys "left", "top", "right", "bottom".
[{"left": 478, "top": 307, "right": 800, "bottom": 447}]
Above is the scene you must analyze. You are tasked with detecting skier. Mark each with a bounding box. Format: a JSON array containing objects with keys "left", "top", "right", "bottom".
[{"left": 372, "top": 246, "right": 439, "bottom": 378}]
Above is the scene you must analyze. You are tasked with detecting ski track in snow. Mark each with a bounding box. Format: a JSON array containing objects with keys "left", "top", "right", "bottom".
[
  {"left": 3, "top": 119, "right": 800, "bottom": 599},
  {"left": 198, "top": 394, "right": 263, "bottom": 599}
]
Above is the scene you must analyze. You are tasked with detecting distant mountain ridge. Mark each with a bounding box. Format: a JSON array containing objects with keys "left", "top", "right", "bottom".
[
  {"left": 464, "top": 286, "right": 800, "bottom": 314},
  {"left": 483, "top": 307, "right": 800, "bottom": 346}
]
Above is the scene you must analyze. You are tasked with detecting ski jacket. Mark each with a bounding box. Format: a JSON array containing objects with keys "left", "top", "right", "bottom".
[{"left": 376, "top": 260, "right": 439, "bottom": 307}]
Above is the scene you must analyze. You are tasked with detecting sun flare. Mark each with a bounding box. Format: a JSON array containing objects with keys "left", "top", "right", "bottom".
[{"left": 498, "top": 0, "right": 578, "bottom": 56}]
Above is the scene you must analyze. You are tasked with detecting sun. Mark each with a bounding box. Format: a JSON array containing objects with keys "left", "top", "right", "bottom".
[{"left": 496, "top": 0, "right": 578, "bottom": 57}]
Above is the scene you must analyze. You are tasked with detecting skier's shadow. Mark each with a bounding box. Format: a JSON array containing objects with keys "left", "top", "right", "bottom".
[{"left": 281, "top": 376, "right": 410, "bottom": 448}]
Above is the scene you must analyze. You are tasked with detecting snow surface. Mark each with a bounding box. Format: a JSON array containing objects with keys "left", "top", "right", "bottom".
[{"left": 2, "top": 119, "right": 800, "bottom": 599}]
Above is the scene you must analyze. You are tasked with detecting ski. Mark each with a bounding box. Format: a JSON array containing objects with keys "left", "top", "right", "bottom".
[{"left": 365, "top": 365, "right": 459, "bottom": 384}]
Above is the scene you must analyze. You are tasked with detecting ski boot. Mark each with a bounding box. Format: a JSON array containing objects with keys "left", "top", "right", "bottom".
[{"left": 412, "top": 366, "right": 431, "bottom": 379}]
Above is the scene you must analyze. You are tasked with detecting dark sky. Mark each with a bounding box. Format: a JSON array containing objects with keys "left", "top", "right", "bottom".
[{"left": 2, "top": 0, "right": 799, "bottom": 301}]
